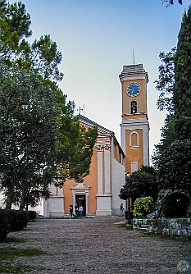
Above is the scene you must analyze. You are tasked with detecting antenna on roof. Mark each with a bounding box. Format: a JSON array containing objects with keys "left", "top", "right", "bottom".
[{"left": 133, "top": 49, "right": 135, "bottom": 65}]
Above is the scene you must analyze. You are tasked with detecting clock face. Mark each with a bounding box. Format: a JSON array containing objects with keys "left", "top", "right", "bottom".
[{"left": 127, "top": 83, "right": 140, "bottom": 97}]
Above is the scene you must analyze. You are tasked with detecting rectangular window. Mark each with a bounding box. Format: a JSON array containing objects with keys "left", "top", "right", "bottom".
[{"left": 131, "top": 162, "right": 138, "bottom": 173}]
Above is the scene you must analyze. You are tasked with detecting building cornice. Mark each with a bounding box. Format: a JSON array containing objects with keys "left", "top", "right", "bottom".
[{"left": 119, "top": 64, "right": 148, "bottom": 83}]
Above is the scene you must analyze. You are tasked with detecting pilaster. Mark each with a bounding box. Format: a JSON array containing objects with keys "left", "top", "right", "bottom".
[{"left": 96, "top": 143, "right": 112, "bottom": 216}]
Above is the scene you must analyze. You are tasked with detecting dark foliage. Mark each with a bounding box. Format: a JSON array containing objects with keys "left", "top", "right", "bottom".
[
  {"left": 0, "top": 2, "right": 97, "bottom": 210},
  {"left": 6, "top": 209, "right": 29, "bottom": 231},
  {"left": 154, "top": 7, "right": 191, "bottom": 198},
  {"left": 170, "top": 0, "right": 182, "bottom": 4},
  {"left": 162, "top": 0, "right": 182, "bottom": 5},
  {"left": 155, "top": 140, "right": 191, "bottom": 195},
  {"left": 161, "top": 192, "right": 190, "bottom": 217},
  {"left": 28, "top": 210, "right": 37, "bottom": 221},
  {"left": 173, "top": 7, "right": 191, "bottom": 140},
  {"left": 0, "top": 209, "right": 10, "bottom": 241},
  {"left": 119, "top": 166, "right": 158, "bottom": 201}
]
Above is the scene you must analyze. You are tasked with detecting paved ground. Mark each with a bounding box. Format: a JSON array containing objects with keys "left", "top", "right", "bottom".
[{"left": 1, "top": 216, "right": 191, "bottom": 273}]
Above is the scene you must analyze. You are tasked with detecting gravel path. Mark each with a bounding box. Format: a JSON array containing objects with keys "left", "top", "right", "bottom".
[{"left": 1, "top": 216, "right": 191, "bottom": 273}]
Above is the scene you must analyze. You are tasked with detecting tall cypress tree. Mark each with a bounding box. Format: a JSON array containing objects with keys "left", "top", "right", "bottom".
[
  {"left": 154, "top": 7, "right": 191, "bottom": 196},
  {"left": 173, "top": 7, "right": 191, "bottom": 140}
]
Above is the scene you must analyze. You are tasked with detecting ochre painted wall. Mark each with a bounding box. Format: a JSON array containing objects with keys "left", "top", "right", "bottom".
[
  {"left": 63, "top": 145, "right": 98, "bottom": 215},
  {"left": 122, "top": 79, "right": 147, "bottom": 116},
  {"left": 125, "top": 129, "right": 143, "bottom": 173}
]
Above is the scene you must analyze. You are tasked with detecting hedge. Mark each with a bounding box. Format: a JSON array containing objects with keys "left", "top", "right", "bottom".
[{"left": 0, "top": 210, "right": 10, "bottom": 241}]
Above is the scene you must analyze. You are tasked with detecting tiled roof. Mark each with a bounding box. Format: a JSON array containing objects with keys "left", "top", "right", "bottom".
[
  {"left": 78, "top": 114, "right": 125, "bottom": 156},
  {"left": 78, "top": 114, "right": 112, "bottom": 133}
]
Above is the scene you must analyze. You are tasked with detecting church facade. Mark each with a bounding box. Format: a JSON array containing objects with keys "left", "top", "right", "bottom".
[{"left": 44, "top": 115, "right": 126, "bottom": 217}]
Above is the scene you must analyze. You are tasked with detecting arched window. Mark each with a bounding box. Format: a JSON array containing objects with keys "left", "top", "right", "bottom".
[
  {"left": 131, "top": 101, "right": 137, "bottom": 114},
  {"left": 130, "top": 131, "right": 139, "bottom": 147}
]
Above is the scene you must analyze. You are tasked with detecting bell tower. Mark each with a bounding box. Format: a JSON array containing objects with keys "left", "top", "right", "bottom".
[{"left": 119, "top": 64, "right": 150, "bottom": 173}]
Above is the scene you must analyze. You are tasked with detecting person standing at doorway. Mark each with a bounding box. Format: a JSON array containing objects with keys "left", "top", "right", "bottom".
[
  {"left": 75, "top": 204, "right": 79, "bottom": 218},
  {"left": 69, "top": 205, "right": 73, "bottom": 218},
  {"left": 79, "top": 205, "right": 84, "bottom": 217}
]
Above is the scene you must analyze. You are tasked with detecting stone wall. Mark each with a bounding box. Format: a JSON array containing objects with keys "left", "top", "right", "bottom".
[{"left": 133, "top": 218, "right": 191, "bottom": 238}]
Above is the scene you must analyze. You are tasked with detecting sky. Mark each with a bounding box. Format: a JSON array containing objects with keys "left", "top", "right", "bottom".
[{"left": 9, "top": 0, "right": 191, "bottom": 162}]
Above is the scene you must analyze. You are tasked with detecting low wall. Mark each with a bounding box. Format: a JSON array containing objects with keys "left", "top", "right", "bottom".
[{"left": 133, "top": 218, "right": 191, "bottom": 237}]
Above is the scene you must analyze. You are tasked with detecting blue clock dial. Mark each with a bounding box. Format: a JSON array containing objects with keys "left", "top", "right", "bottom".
[{"left": 127, "top": 83, "right": 140, "bottom": 97}]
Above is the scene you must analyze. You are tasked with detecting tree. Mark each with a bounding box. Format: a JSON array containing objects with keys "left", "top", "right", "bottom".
[
  {"left": 0, "top": 63, "right": 57, "bottom": 209},
  {"left": 54, "top": 89, "right": 98, "bottom": 184},
  {"left": 0, "top": 1, "right": 97, "bottom": 210},
  {"left": 154, "top": 7, "right": 191, "bottom": 196},
  {"left": 154, "top": 48, "right": 176, "bottom": 155},
  {"left": 155, "top": 48, "right": 176, "bottom": 113},
  {"left": 68, "top": 125, "right": 98, "bottom": 183},
  {"left": 0, "top": 0, "right": 31, "bottom": 60},
  {"left": 162, "top": 0, "right": 182, "bottom": 6},
  {"left": 30, "top": 35, "right": 63, "bottom": 82},
  {"left": 0, "top": 1, "right": 63, "bottom": 82},
  {"left": 0, "top": 1, "right": 62, "bottom": 210},
  {"left": 173, "top": 7, "right": 191, "bottom": 140},
  {"left": 119, "top": 166, "right": 158, "bottom": 202},
  {"left": 0, "top": 63, "right": 97, "bottom": 209},
  {"left": 155, "top": 140, "right": 191, "bottom": 195},
  {"left": 161, "top": 190, "right": 190, "bottom": 217}
]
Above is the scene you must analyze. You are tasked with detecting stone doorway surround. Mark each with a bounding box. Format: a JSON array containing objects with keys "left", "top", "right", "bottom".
[{"left": 71, "top": 183, "right": 90, "bottom": 216}]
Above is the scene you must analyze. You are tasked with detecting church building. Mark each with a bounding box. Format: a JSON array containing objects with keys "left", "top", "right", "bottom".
[
  {"left": 0, "top": 64, "right": 150, "bottom": 217},
  {"left": 43, "top": 63, "right": 149, "bottom": 217}
]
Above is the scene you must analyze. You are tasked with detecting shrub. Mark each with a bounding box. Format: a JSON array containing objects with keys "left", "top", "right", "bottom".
[
  {"left": 28, "top": 210, "right": 37, "bottom": 221},
  {"left": 0, "top": 210, "right": 10, "bottom": 241},
  {"left": 161, "top": 191, "right": 190, "bottom": 218},
  {"left": 6, "top": 210, "right": 29, "bottom": 231},
  {"left": 133, "top": 197, "right": 153, "bottom": 218}
]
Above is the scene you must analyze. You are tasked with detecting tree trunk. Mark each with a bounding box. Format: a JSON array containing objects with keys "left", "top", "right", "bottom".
[
  {"left": 5, "top": 188, "right": 14, "bottom": 210},
  {"left": 19, "top": 188, "right": 26, "bottom": 211}
]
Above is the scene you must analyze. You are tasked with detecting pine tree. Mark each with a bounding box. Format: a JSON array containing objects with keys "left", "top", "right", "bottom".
[{"left": 0, "top": 1, "right": 97, "bottom": 210}]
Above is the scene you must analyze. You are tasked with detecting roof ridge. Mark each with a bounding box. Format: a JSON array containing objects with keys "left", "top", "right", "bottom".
[{"left": 78, "top": 114, "right": 112, "bottom": 132}]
